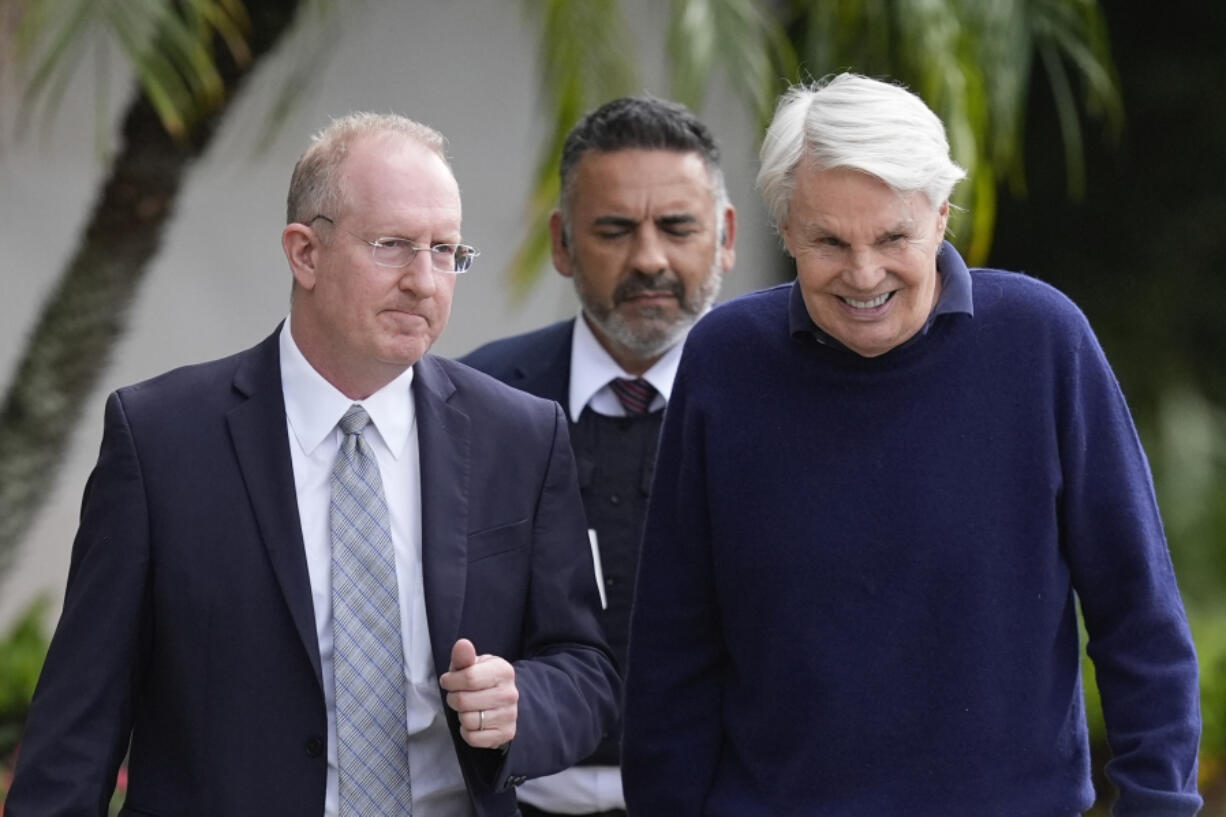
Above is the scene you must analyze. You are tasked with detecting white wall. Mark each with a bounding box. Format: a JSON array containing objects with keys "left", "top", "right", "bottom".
[{"left": 0, "top": 0, "right": 783, "bottom": 628}]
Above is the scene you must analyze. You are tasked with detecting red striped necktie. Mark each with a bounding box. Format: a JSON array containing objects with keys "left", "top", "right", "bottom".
[{"left": 610, "top": 377, "right": 656, "bottom": 415}]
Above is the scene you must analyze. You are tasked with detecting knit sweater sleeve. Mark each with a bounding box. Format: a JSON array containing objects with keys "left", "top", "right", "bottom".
[
  {"left": 1055, "top": 312, "right": 1202, "bottom": 816},
  {"left": 622, "top": 347, "right": 724, "bottom": 817}
]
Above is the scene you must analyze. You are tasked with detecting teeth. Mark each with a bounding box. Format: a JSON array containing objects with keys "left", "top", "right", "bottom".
[{"left": 841, "top": 292, "right": 890, "bottom": 309}]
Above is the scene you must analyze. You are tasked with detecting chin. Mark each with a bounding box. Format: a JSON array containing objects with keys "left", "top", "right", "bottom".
[
  {"left": 837, "top": 332, "right": 895, "bottom": 358},
  {"left": 379, "top": 339, "right": 433, "bottom": 366}
]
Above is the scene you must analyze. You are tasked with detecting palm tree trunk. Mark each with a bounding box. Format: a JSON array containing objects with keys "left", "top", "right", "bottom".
[{"left": 0, "top": 0, "right": 303, "bottom": 579}]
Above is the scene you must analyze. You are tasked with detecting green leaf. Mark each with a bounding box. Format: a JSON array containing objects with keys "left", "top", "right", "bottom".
[
  {"left": 0, "top": 596, "right": 50, "bottom": 727},
  {"left": 10, "top": 0, "right": 259, "bottom": 143},
  {"left": 509, "top": 0, "right": 638, "bottom": 292}
]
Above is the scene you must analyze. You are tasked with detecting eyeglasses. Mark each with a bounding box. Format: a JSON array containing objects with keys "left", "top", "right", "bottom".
[{"left": 310, "top": 215, "right": 479, "bottom": 273}]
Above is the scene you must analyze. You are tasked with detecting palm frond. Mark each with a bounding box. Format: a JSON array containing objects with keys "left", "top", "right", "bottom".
[
  {"left": 10, "top": 0, "right": 258, "bottom": 142},
  {"left": 509, "top": 0, "right": 638, "bottom": 296},
  {"left": 669, "top": 0, "right": 798, "bottom": 125}
]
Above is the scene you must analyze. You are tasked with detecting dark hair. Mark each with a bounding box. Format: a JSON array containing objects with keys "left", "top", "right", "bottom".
[{"left": 559, "top": 96, "right": 727, "bottom": 233}]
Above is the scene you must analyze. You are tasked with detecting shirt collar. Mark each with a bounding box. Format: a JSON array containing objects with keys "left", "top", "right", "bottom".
[
  {"left": 567, "top": 312, "right": 684, "bottom": 422},
  {"left": 279, "top": 317, "right": 416, "bottom": 458},
  {"left": 788, "top": 240, "right": 974, "bottom": 346}
]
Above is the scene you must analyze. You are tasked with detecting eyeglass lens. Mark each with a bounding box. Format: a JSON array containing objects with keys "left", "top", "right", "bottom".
[{"left": 371, "top": 239, "right": 476, "bottom": 272}]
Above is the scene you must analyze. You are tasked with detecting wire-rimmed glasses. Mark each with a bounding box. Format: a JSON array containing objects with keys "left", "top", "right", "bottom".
[{"left": 311, "top": 214, "right": 479, "bottom": 273}]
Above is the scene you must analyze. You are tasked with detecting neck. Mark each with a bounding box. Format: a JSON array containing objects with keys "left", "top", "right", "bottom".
[{"left": 289, "top": 317, "right": 407, "bottom": 401}]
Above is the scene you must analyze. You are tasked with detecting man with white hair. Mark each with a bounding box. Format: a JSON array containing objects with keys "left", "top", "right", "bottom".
[{"left": 623, "top": 73, "right": 1201, "bottom": 816}]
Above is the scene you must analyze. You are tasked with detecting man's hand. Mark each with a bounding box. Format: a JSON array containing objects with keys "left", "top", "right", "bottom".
[{"left": 440, "top": 638, "right": 519, "bottom": 749}]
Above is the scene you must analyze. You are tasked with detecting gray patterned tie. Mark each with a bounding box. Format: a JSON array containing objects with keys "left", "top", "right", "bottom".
[{"left": 331, "top": 404, "right": 412, "bottom": 816}]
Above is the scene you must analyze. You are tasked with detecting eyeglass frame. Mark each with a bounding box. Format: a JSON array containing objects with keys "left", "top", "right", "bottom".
[{"left": 309, "top": 214, "right": 479, "bottom": 273}]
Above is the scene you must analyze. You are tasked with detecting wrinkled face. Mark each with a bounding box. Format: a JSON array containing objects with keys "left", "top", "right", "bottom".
[
  {"left": 553, "top": 148, "right": 735, "bottom": 372},
  {"left": 287, "top": 134, "right": 461, "bottom": 396},
  {"left": 782, "top": 162, "right": 948, "bottom": 358}
]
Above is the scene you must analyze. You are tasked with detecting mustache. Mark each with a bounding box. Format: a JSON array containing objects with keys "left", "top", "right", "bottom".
[{"left": 612, "top": 272, "right": 684, "bottom": 304}]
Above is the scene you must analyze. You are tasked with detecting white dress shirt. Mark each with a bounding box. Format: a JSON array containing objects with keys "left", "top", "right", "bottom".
[
  {"left": 518, "top": 314, "right": 682, "bottom": 814},
  {"left": 279, "top": 319, "right": 471, "bottom": 817},
  {"left": 566, "top": 314, "right": 680, "bottom": 422}
]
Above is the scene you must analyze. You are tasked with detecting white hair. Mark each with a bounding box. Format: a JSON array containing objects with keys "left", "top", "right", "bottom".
[{"left": 757, "top": 73, "right": 967, "bottom": 229}]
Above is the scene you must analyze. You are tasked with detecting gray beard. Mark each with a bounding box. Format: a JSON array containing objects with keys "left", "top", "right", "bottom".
[{"left": 578, "top": 263, "right": 723, "bottom": 362}]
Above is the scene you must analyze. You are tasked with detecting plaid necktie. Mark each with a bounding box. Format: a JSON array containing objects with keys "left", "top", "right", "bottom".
[
  {"left": 331, "top": 404, "right": 412, "bottom": 816},
  {"left": 610, "top": 377, "right": 657, "bottom": 415}
]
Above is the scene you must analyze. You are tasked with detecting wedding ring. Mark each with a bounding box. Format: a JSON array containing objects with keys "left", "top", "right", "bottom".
[{"left": 478, "top": 709, "right": 485, "bottom": 731}]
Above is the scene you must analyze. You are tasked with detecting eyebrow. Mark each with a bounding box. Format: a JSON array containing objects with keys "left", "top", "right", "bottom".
[
  {"left": 593, "top": 215, "right": 639, "bottom": 230},
  {"left": 591, "top": 213, "right": 700, "bottom": 229},
  {"left": 805, "top": 219, "right": 916, "bottom": 242}
]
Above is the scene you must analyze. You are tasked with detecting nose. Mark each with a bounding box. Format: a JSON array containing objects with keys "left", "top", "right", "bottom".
[
  {"left": 630, "top": 226, "right": 669, "bottom": 275},
  {"left": 398, "top": 250, "right": 438, "bottom": 296},
  {"left": 844, "top": 246, "right": 885, "bottom": 289}
]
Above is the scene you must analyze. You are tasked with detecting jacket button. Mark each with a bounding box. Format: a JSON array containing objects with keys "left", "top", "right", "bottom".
[{"left": 305, "top": 736, "right": 324, "bottom": 758}]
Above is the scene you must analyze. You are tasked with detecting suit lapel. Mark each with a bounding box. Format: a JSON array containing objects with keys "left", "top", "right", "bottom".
[
  {"left": 510, "top": 320, "right": 573, "bottom": 406},
  {"left": 413, "top": 355, "right": 471, "bottom": 675},
  {"left": 226, "top": 330, "right": 323, "bottom": 687}
]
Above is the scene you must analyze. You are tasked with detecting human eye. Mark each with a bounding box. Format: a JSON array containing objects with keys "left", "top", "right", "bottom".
[
  {"left": 878, "top": 232, "right": 911, "bottom": 251},
  {"left": 659, "top": 217, "right": 698, "bottom": 237},
  {"left": 429, "top": 243, "right": 474, "bottom": 272},
  {"left": 593, "top": 218, "right": 636, "bottom": 239},
  {"left": 370, "top": 237, "right": 416, "bottom": 267}
]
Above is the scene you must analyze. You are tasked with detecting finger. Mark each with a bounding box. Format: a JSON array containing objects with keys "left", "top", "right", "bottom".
[
  {"left": 448, "top": 638, "right": 478, "bottom": 672},
  {"left": 444, "top": 675, "right": 518, "bottom": 713},
  {"left": 457, "top": 704, "right": 517, "bottom": 749},
  {"left": 441, "top": 652, "right": 514, "bottom": 695}
]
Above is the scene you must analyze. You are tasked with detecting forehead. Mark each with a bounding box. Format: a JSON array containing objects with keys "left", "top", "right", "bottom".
[
  {"left": 342, "top": 134, "right": 462, "bottom": 231},
  {"left": 788, "top": 163, "right": 932, "bottom": 233},
  {"left": 569, "top": 148, "right": 715, "bottom": 215}
]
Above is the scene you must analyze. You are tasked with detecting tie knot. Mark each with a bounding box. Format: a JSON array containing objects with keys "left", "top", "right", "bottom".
[
  {"left": 338, "top": 404, "right": 372, "bottom": 436},
  {"left": 610, "top": 378, "right": 656, "bottom": 415}
]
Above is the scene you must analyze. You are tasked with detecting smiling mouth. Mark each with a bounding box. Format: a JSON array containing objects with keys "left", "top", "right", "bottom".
[{"left": 839, "top": 292, "right": 892, "bottom": 309}]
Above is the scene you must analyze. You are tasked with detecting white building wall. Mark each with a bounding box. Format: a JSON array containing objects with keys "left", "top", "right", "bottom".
[{"left": 0, "top": 0, "right": 783, "bottom": 628}]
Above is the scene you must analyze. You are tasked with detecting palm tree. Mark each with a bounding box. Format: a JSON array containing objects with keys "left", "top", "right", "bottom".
[{"left": 0, "top": 0, "right": 316, "bottom": 580}]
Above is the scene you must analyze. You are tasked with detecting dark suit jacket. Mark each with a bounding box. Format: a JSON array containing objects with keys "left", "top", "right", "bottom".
[
  {"left": 460, "top": 320, "right": 574, "bottom": 408},
  {"left": 6, "top": 327, "right": 617, "bottom": 817}
]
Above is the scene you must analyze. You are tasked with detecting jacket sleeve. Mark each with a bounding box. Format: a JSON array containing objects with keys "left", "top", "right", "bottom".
[
  {"left": 6, "top": 391, "right": 152, "bottom": 817},
  {"left": 488, "top": 401, "right": 620, "bottom": 788},
  {"left": 1057, "top": 323, "right": 1202, "bottom": 817},
  {"left": 621, "top": 360, "right": 725, "bottom": 817}
]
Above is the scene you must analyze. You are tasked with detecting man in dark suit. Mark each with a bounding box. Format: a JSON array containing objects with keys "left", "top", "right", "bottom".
[
  {"left": 461, "top": 97, "right": 735, "bottom": 817},
  {"left": 6, "top": 113, "right": 617, "bottom": 817}
]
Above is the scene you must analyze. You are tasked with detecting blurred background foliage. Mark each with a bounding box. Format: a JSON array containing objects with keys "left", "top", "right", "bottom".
[
  {"left": 993, "top": 1, "right": 1226, "bottom": 811},
  {"left": 0, "top": 0, "right": 1223, "bottom": 813},
  {"left": 511, "top": 0, "right": 1121, "bottom": 292}
]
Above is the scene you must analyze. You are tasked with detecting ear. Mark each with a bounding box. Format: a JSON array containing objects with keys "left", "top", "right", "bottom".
[
  {"left": 549, "top": 210, "right": 574, "bottom": 279},
  {"left": 718, "top": 204, "right": 737, "bottom": 271},
  {"left": 936, "top": 200, "right": 950, "bottom": 238},
  {"left": 282, "top": 222, "right": 320, "bottom": 291}
]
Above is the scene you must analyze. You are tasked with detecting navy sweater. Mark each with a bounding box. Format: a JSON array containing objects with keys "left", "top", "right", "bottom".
[{"left": 622, "top": 249, "right": 1201, "bottom": 817}]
